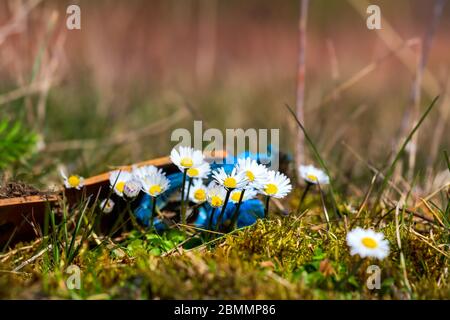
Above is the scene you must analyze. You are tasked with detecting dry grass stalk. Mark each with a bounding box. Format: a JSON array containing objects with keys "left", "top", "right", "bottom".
[
  {"left": 0, "top": 0, "right": 42, "bottom": 46},
  {"left": 195, "top": 0, "right": 217, "bottom": 89},
  {"left": 13, "top": 244, "right": 51, "bottom": 272},
  {"left": 347, "top": 0, "right": 440, "bottom": 96},
  {"left": 427, "top": 74, "right": 450, "bottom": 175},
  {"left": 352, "top": 173, "right": 378, "bottom": 226},
  {"left": 36, "top": 12, "right": 65, "bottom": 131},
  {"left": 341, "top": 141, "right": 405, "bottom": 197},
  {"left": 44, "top": 108, "right": 188, "bottom": 152},
  {"left": 0, "top": 82, "right": 44, "bottom": 106},
  {"left": 394, "top": 198, "right": 412, "bottom": 293},
  {"left": 294, "top": 0, "right": 309, "bottom": 181},
  {"left": 403, "top": 0, "right": 446, "bottom": 181},
  {"left": 310, "top": 40, "right": 417, "bottom": 114}
]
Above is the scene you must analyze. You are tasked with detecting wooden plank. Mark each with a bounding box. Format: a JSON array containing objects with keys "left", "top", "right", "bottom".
[
  {"left": 0, "top": 194, "right": 59, "bottom": 206},
  {"left": 0, "top": 150, "right": 227, "bottom": 247},
  {"left": 64, "top": 150, "right": 227, "bottom": 203}
]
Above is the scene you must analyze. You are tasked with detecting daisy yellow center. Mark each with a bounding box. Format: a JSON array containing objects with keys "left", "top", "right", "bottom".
[
  {"left": 246, "top": 171, "right": 255, "bottom": 182},
  {"left": 149, "top": 185, "right": 162, "bottom": 196},
  {"left": 231, "top": 191, "right": 242, "bottom": 202},
  {"left": 187, "top": 168, "right": 199, "bottom": 177},
  {"left": 180, "top": 157, "right": 193, "bottom": 168},
  {"left": 194, "top": 189, "right": 206, "bottom": 202},
  {"left": 211, "top": 195, "right": 223, "bottom": 207},
  {"left": 265, "top": 183, "right": 278, "bottom": 195},
  {"left": 115, "top": 181, "right": 125, "bottom": 193},
  {"left": 68, "top": 175, "right": 80, "bottom": 188},
  {"left": 307, "top": 174, "right": 318, "bottom": 182},
  {"left": 223, "top": 177, "right": 237, "bottom": 189},
  {"left": 361, "top": 237, "right": 378, "bottom": 249}
]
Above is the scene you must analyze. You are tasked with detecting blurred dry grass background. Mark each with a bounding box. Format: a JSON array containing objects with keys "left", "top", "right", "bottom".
[{"left": 0, "top": 0, "right": 449, "bottom": 192}]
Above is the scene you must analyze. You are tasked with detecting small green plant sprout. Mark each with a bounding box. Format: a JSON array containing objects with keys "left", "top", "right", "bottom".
[{"left": 0, "top": 119, "right": 37, "bottom": 170}]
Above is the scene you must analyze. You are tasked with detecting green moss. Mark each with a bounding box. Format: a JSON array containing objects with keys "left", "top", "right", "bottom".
[{"left": 1, "top": 207, "right": 447, "bottom": 299}]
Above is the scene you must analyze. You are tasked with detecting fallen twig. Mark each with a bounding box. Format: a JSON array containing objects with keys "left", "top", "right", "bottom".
[{"left": 13, "top": 244, "right": 51, "bottom": 272}]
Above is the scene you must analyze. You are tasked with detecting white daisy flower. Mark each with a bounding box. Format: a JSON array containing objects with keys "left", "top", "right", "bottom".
[
  {"left": 299, "top": 165, "right": 330, "bottom": 185},
  {"left": 189, "top": 179, "right": 208, "bottom": 204},
  {"left": 109, "top": 170, "right": 133, "bottom": 197},
  {"left": 235, "top": 157, "right": 269, "bottom": 189},
  {"left": 206, "top": 182, "right": 227, "bottom": 208},
  {"left": 123, "top": 179, "right": 142, "bottom": 198},
  {"left": 186, "top": 161, "right": 211, "bottom": 179},
  {"left": 261, "top": 170, "right": 292, "bottom": 199},
  {"left": 170, "top": 146, "right": 204, "bottom": 171},
  {"left": 346, "top": 228, "right": 390, "bottom": 260},
  {"left": 60, "top": 169, "right": 85, "bottom": 190},
  {"left": 140, "top": 171, "right": 170, "bottom": 197},
  {"left": 212, "top": 167, "right": 248, "bottom": 190},
  {"left": 131, "top": 165, "right": 162, "bottom": 180},
  {"left": 99, "top": 198, "right": 115, "bottom": 213},
  {"left": 229, "top": 188, "right": 257, "bottom": 204}
]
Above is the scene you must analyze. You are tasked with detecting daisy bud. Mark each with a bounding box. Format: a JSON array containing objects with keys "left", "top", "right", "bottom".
[
  {"left": 100, "top": 198, "right": 115, "bottom": 213},
  {"left": 123, "top": 180, "right": 141, "bottom": 198},
  {"left": 299, "top": 165, "right": 330, "bottom": 185}
]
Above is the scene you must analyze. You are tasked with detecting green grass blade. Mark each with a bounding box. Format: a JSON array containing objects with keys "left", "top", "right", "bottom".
[
  {"left": 49, "top": 206, "right": 60, "bottom": 266},
  {"left": 444, "top": 150, "right": 450, "bottom": 172},
  {"left": 30, "top": 13, "right": 58, "bottom": 83},
  {"left": 62, "top": 196, "right": 69, "bottom": 256},
  {"left": 72, "top": 195, "right": 102, "bottom": 261},
  {"left": 42, "top": 205, "right": 51, "bottom": 272},
  {"left": 375, "top": 96, "right": 440, "bottom": 205},
  {"left": 445, "top": 200, "right": 449, "bottom": 229},
  {"left": 285, "top": 103, "right": 340, "bottom": 217},
  {"left": 1, "top": 226, "right": 18, "bottom": 253},
  {"left": 67, "top": 198, "right": 91, "bottom": 263}
]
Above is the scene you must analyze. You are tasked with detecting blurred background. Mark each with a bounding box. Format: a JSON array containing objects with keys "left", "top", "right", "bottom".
[{"left": 0, "top": 0, "right": 449, "bottom": 193}]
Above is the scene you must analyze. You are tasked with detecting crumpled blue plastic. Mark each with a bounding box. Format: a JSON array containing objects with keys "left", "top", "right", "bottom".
[{"left": 133, "top": 146, "right": 279, "bottom": 230}]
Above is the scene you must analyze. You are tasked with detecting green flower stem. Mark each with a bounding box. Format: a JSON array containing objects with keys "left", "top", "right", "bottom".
[
  {"left": 206, "top": 207, "right": 217, "bottom": 241},
  {"left": 127, "top": 203, "right": 145, "bottom": 233},
  {"left": 207, "top": 207, "right": 217, "bottom": 231},
  {"left": 340, "top": 257, "right": 365, "bottom": 289},
  {"left": 297, "top": 182, "right": 312, "bottom": 214},
  {"left": 149, "top": 196, "right": 157, "bottom": 229},
  {"left": 317, "top": 182, "right": 331, "bottom": 230},
  {"left": 216, "top": 188, "right": 232, "bottom": 230},
  {"left": 180, "top": 168, "right": 188, "bottom": 225},
  {"left": 230, "top": 189, "right": 246, "bottom": 230},
  {"left": 264, "top": 195, "right": 270, "bottom": 218},
  {"left": 185, "top": 177, "right": 193, "bottom": 202},
  {"left": 110, "top": 204, "right": 127, "bottom": 236}
]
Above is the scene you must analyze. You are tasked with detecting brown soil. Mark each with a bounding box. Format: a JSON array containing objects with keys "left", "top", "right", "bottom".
[{"left": 0, "top": 181, "right": 47, "bottom": 199}]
